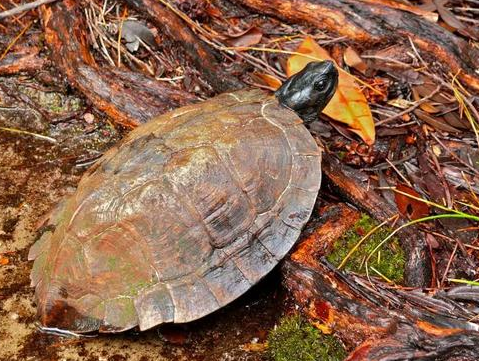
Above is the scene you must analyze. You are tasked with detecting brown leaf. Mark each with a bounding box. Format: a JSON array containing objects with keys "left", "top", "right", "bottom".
[
  {"left": 227, "top": 27, "right": 263, "bottom": 48},
  {"left": 286, "top": 37, "right": 375, "bottom": 145},
  {"left": 343, "top": 47, "right": 368, "bottom": 74},
  {"left": 414, "top": 80, "right": 452, "bottom": 103},
  {"left": 412, "top": 87, "right": 439, "bottom": 113},
  {"left": 364, "top": 0, "right": 438, "bottom": 22},
  {"left": 443, "top": 111, "right": 471, "bottom": 130},
  {"left": 434, "top": 0, "right": 465, "bottom": 30},
  {"left": 395, "top": 184, "right": 430, "bottom": 220},
  {"left": 414, "top": 109, "right": 460, "bottom": 133}
]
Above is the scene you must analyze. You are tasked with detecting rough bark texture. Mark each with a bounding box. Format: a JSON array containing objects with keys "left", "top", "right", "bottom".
[
  {"left": 41, "top": 0, "right": 197, "bottom": 127},
  {"left": 123, "top": 0, "right": 244, "bottom": 93},
  {"left": 0, "top": 46, "right": 46, "bottom": 75},
  {"left": 322, "top": 154, "right": 432, "bottom": 288},
  {"left": 285, "top": 203, "right": 479, "bottom": 360},
  {"left": 235, "top": 0, "right": 479, "bottom": 91}
]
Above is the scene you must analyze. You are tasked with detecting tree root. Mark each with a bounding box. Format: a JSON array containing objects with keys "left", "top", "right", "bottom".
[{"left": 235, "top": 0, "right": 479, "bottom": 91}]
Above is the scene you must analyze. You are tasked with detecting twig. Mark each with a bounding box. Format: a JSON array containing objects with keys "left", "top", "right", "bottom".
[
  {"left": 0, "top": 20, "right": 33, "bottom": 61},
  {"left": 440, "top": 242, "right": 458, "bottom": 287},
  {"left": 430, "top": 132, "right": 479, "bottom": 175},
  {"left": 0, "top": 126, "right": 57, "bottom": 143},
  {"left": 0, "top": 0, "right": 58, "bottom": 20},
  {"left": 0, "top": 2, "right": 24, "bottom": 26}
]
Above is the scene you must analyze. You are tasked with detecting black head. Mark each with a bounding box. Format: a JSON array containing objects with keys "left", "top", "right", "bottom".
[{"left": 275, "top": 60, "right": 338, "bottom": 123}]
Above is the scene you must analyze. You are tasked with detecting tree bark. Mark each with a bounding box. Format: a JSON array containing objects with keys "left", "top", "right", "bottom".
[{"left": 0, "top": 46, "right": 45, "bottom": 75}]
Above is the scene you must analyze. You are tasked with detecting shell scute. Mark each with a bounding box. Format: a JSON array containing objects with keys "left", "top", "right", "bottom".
[{"left": 30, "top": 89, "right": 321, "bottom": 332}]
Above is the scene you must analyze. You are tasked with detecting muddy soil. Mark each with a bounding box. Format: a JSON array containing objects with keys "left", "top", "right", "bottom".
[{"left": 0, "top": 77, "right": 281, "bottom": 361}]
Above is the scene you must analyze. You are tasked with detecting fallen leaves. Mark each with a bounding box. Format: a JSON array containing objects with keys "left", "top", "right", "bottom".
[
  {"left": 121, "top": 20, "right": 158, "bottom": 52},
  {"left": 251, "top": 72, "right": 282, "bottom": 90},
  {"left": 343, "top": 47, "right": 367, "bottom": 74},
  {"left": 286, "top": 37, "right": 375, "bottom": 145},
  {"left": 227, "top": 26, "right": 263, "bottom": 47},
  {"left": 394, "top": 184, "right": 430, "bottom": 220}
]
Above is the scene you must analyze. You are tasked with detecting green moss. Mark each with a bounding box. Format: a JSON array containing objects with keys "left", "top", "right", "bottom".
[
  {"left": 268, "top": 315, "right": 346, "bottom": 361},
  {"left": 326, "top": 214, "right": 405, "bottom": 282},
  {"left": 18, "top": 85, "right": 83, "bottom": 114}
]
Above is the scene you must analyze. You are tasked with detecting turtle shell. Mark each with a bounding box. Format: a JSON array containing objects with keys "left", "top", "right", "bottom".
[{"left": 29, "top": 88, "right": 321, "bottom": 333}]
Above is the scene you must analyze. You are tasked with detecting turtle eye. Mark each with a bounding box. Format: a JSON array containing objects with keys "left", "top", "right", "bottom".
[{"left": 313, "top": 79, "right": 326, "bottom": 91}]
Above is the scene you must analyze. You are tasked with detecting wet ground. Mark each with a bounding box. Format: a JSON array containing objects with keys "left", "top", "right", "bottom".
[{"left": 0, "top": 77, "right": 281, "bottom": 361}]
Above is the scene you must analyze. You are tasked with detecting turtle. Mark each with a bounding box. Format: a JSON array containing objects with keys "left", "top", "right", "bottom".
[{"left": 29, "top": 61, "right": 339, "bottom": 333}]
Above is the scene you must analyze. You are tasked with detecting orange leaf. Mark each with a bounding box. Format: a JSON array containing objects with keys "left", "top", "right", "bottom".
[
  {"left": 286, "top": 37, "right": 375, "bottom": 145},
  {"left": 343, "top": 46, "right": 368, "bottom": 74},
  {"left": 0, "top": 256, "right": 9, "bottom": 265},
  {"left": 394, "top": 184, "right": 430, "bottom": 220},
  {"left": 252, "top": 72, "right": 282, "bottom": 90}
]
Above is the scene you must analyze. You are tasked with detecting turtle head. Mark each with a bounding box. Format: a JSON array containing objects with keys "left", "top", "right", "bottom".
[{"left": 275, "top": 60, "right": 338, "bottom": 123}]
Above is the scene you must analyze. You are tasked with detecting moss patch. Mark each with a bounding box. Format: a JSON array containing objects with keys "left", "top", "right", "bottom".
[
  {"left": 268, "top": 315, "right": 346, "bottom": 361},
  {"left": 326, "top": 214, "right": 405, "bottom": 282}
]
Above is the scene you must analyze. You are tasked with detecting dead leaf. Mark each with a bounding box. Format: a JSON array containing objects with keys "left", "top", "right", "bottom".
[
  {"left": 286, "top": 37, "right": 375, "bottom": 145},
  {"left": 251, "top": 72, "right": 282, "bottom": 90},
  {"left": 0, "top": 256, "right": 9, "bottom": 265},
  {"left": 412, "top": 87, "right": 439, "bottom": 113},
  {"left": 414, "top": 80, "right": 452, "bottom": 103},
  {"left": 343, "top": 47, "right": 368, "bottom": 74},
  {"left": 395, "top": 184, "right": 430, "bottom": 220},
  {"left": 361, "top": 0, "right": 438, "bottom": 22},
  {"left": 414, "top": 109, "right": 460, "bottom": 133},
  {"left": 227, "top": 27, "right": 263, "bottom": 48},
  {"left": 121, "top": 20, "right": 157, "bottom": 52},
  {"left": 443, "top": 111, "right": 471, "bottom": 130},
  {"left": 388, "top": 98, "right": 414, "bottom": 109},
  {"left": 434, "top": 0, "right": 465, "bottom": 30}
]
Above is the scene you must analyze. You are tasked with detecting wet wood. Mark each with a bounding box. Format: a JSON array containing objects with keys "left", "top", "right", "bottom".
[
  {"left": 322, "top": 154, "right": 432, "bottom": 288},
  {"left": 290, "top": 203, "right": 361, "bottom": 268},
  {"left": 123, "top": 0, "right": 243, "bottom": 93},
  {"left": 285, "top": 203, "right": 479, "bottom": 360},
  {"left": 0, "top": 46, "right": 45, "bottom": 75},
  {"left": 41, "top": 0, "right": 197, "bottom": 127},
  {"left": 235, "top": 0, "right": 479, "bottom": 91}
]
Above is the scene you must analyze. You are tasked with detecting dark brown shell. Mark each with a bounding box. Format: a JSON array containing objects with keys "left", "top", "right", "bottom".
[{"left": 29, "top": 88, "right": 321, "bottom": 332}]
